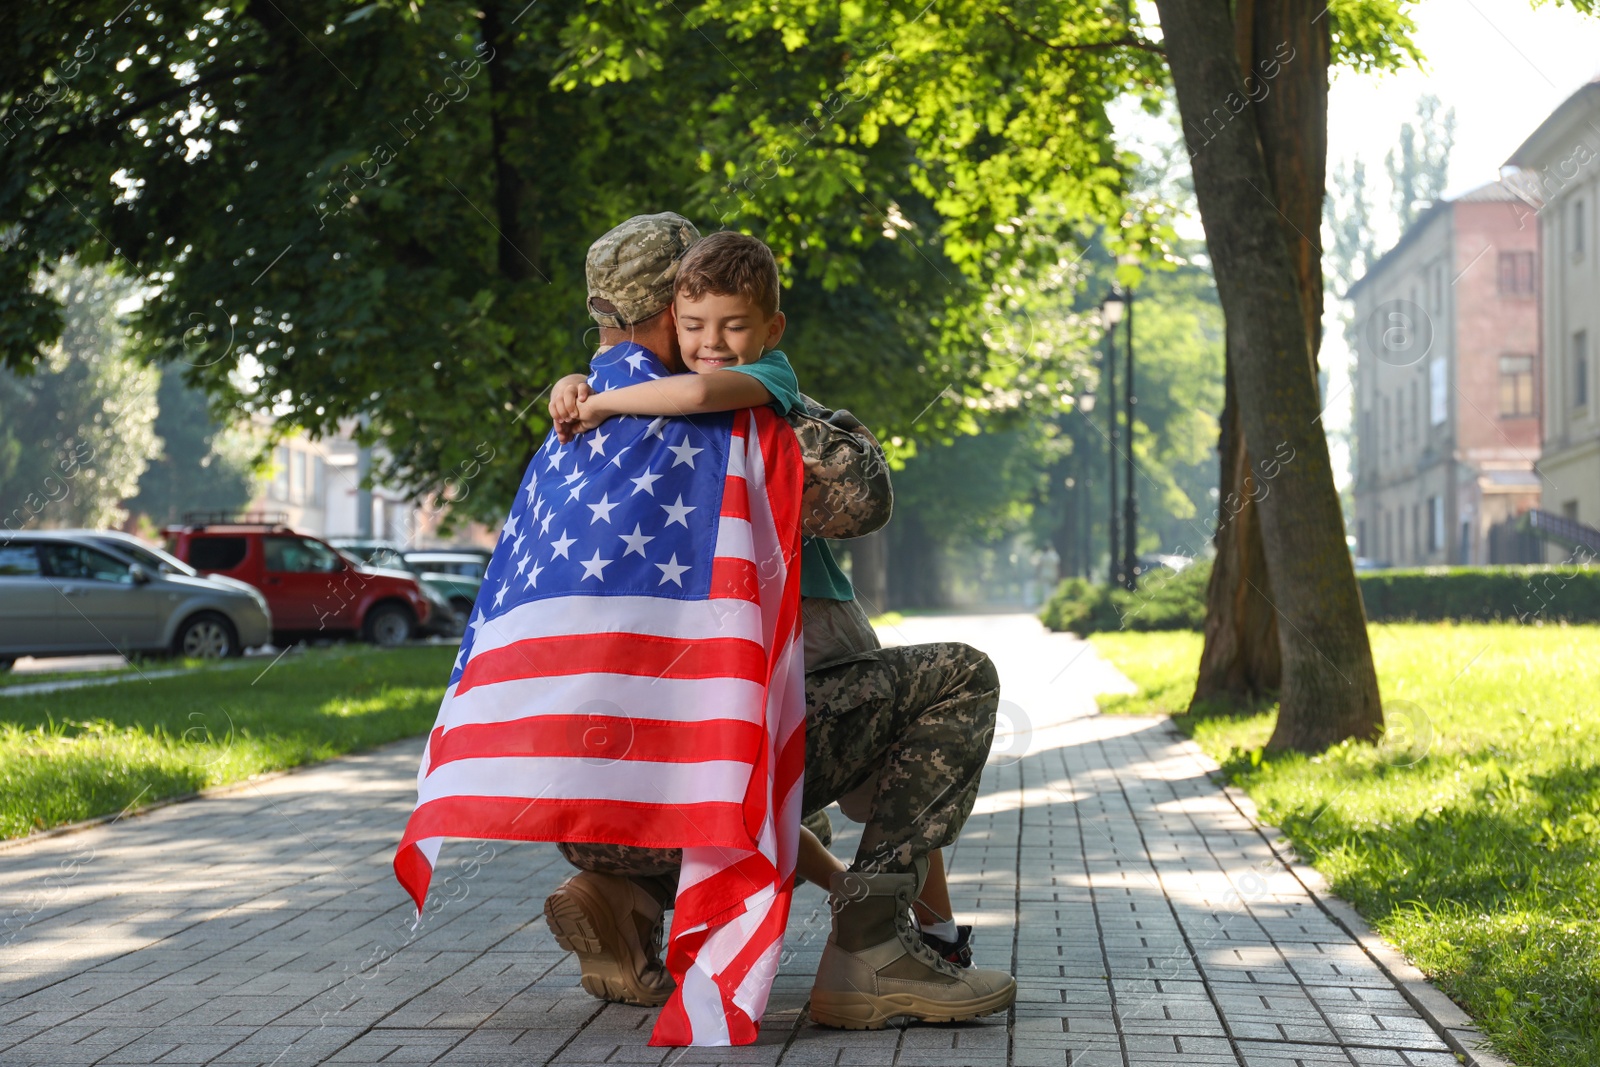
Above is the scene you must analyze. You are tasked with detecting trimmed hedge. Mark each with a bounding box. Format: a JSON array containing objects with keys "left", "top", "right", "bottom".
[
  {"left": 1040, "top": 560, "right": 1600, "bottom": 634},
  {"left": 1356, "top": 564, "right": 1600, "bottom": 624}
]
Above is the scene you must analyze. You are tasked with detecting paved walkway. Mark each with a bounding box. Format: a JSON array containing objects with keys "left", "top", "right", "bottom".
[{"left": 0, "top": 615, "right": 1481, "bottom": 1066}]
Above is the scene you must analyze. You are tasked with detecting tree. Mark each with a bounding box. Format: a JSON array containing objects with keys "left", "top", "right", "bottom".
[
  {"left": 1152, "top": 0, "right": 1386, "bottom": 750},
  {"left": 1387, "top": 93, "right": 1456, "bottom": 231},
  {"left": 127, "top": 370, "right": 258, "bottom": 526},
  {"left": 0, "top": 262, "right": 159, "bottom": 530},
  {"left": 0, "top": 0, "right": 1146, "bottom": 527}
]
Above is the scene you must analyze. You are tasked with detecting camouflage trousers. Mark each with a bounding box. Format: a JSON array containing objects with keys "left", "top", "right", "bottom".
[{"left": 557, "top": 642, "right": 1000, "bottom": 901}]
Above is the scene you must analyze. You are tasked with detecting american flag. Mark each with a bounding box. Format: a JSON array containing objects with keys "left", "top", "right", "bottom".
[{"left": 394, "top": 342, "right": 807, "bottom": 1047}]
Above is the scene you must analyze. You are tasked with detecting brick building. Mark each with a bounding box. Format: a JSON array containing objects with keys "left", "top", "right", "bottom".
[{"left": 1350, "top": 181, "right": 1543, "bottom": 566}]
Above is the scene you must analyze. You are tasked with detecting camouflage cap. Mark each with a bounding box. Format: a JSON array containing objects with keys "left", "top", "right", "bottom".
[{"left": 585, "top": 212, "right": 701, "bottom": 328}]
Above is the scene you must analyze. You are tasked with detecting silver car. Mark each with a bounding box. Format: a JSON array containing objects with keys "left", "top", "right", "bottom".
[{"left": 0, "top": 530, "right": 273, "bottom": 667}]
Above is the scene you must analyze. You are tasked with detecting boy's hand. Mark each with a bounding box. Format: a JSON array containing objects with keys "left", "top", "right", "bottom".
[
  {"left": 571, "top": 392, "right": 613, "bottom": 435},
  {"left": 549, "top": 374, "right": 592, "bottom": 443}
]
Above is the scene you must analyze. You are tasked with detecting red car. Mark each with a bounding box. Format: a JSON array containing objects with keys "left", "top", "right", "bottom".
[{"left": 164, "top": 515, "right": 431, "bottom": 647}]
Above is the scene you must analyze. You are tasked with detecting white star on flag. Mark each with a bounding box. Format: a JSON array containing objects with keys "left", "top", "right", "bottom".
[
  {"left": 515, "top": 552, "right": 532, "bottom": 577},
  {"left": 587, "top": 429, "right": 610, "bottom": 457},
  {"left": 625, "top": 351, "right": 650, "bottom": 374},
  {"left": 655, "top": 554, "right": 690, "bottom": 586},
  {"left": 468, "top": 611, "right": 487, "bottom": 637},
  {"left": 646, "top": 417, "right": 667, "bottom": 439},
  {"left": 524, "top": 480, "right": 538, "bottom": 505},
  {"left": 619, "top": 524, "right": 654, "bottom": 557},
  {"left": 609, "top": 446, "right": 631, "bottom": 468},
  {"left": 512, "top": 531, "right": 526, "bottom": 554},
  {"left": 493, "top": 582, "right": 509, "bottom": 609},
  {"left": 502, "top": 511, "right": 520, "bottom": 539},
  {"left": 580, "top": 549, "right": 613, "bottom": 581},
  {"left": 567, "top": 479, "right": 587, "bottom": 502},
  {"left": 630, "top": 470, "right": 661, "bottom": 496},
  {"left": 661, "top": 495, "right": 696, "bottom": 527},
  {"left": 540, "top": 511, "right": 554, "bottom": 535},
  {"left": 669, "top": 437, "right": 704, "bottom": 468},
  {"left": 526, "top": 560, "right": 544, "bottom": 587},
  {"left": 550, "top": 530, "right": 576, "bottom": 559},
  {"left": 546, "top": 448, "right": 566, "bottom": 472},
  {"left": 587, "top": 494, "right": 619, "bottom": 524}
]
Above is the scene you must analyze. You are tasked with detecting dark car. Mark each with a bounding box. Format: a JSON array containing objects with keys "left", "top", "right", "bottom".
[
  {"left": 0, "top": 530, "right": 272, "bottom": 668},
  {"left": 164, "top": 515, "right": 431, "bottom": 647},
  {"left": 329, "top": 539, "right": 468, "bottom": 637}
]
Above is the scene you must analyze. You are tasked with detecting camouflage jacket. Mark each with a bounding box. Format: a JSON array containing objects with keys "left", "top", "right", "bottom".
[{"left": 787, "top": 395, "right": 891, "bottom": 669}]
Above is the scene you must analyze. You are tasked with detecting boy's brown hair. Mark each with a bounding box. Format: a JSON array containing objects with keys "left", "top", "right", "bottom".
[{"left": 674, "top": 231, "right": 780, "bottom": 317}]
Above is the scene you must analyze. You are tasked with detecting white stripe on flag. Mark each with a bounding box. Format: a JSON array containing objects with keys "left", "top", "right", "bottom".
[
  {"left": 465, "top": 595, "right": 762, "bottom": 659},
  {"left": 445, "top": 672, "right": 766, "bottom": 729},
  {"left": 416, "top": 756, "right": 754, "bottom": 807}
]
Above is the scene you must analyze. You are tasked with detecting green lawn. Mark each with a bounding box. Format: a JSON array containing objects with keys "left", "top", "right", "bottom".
[
  {"left": 1089, "top": 623, "right": 1600, "bottom": 1067},
  {"left": 0, "top": 645, "right": 454, "bottom": 840}
]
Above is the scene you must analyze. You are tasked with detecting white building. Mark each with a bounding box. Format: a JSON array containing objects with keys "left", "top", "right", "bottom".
[{"left": 1506, "top": 75, "right": 1600, "bottom": 533}]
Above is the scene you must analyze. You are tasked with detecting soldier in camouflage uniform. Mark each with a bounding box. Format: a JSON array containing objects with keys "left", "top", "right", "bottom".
[{"left": 544, "top": 213, "right": 1014, "bottom": 1029}]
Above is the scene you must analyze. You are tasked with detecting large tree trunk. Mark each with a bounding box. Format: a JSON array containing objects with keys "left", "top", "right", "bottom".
[
  {"left": 1193, "top": 0, "right": 1329, "bottom": 709},
  {"left": 1192, "top": 356, "right": 1281, "bottom": 707},
  {"left": 847, "top": 530, "right": 890, "bottom": 613},
  {"left": 1154, "top": 0, "right": 1381, "bottom": 751}
]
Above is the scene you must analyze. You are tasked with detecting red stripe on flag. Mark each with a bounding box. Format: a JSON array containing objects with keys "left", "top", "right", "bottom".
[
  {"left": 397, "top": 794, "right": 750, "bottom": 858},
  {"left": 708, "top": 556, "right": 760, "bottom": 601},
  {"left": 457, "top": 632, "right": 765, "bottom": 694},
  {"left": 425, "top": 715, "right": 765, "bottom": 772},
  {"left": 720, "top": 475, "right": 750, "bottom": 520}
]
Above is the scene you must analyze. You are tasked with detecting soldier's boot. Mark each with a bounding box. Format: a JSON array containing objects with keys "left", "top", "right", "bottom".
[
  {"left": 809, "top": 870, "right": 1016, "bottom": 1030},
  {"left": 544, "top": 871, "right": 674, "bottom": 1007}
]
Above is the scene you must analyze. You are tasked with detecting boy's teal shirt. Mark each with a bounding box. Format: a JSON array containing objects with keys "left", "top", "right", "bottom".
[{"left": 726, "top": 351, "right": 857, "bottom": 603}]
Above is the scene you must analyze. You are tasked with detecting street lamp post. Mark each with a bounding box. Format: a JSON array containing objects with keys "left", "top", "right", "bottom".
[
  {"left": 1122, "top": 288, "right": 1137, "bottom": 592},
  {"left": 1101, "top": 292, "right": 1124, "bottom": 587}
]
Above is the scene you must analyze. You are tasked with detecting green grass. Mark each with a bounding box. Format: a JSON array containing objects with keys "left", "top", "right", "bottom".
[
  {"left": 1090, "top": 623, "right": 1600, "bottom": 1067},
  {"left": 0, "top": 656, "right": 258, "bottom": 689},
  {"left": 1089, "top": 629, "right": 1205, "bottom": 716},
  {"left": 0, "top": 645, "right": 454, "bottom": 840}
]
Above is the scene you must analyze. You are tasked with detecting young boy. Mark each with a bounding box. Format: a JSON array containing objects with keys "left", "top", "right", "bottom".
[{"left": 548, "top": 230, "right": 973, "bottom": 967}]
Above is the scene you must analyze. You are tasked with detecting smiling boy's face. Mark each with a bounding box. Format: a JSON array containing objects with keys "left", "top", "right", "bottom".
[{"left": 675, "top": 290, "right": 786, "bottom": 373}]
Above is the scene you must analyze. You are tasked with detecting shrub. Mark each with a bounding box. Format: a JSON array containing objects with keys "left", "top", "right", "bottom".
[{"left": 1040, "top": 561, "right": 1211, "bottom": 634}]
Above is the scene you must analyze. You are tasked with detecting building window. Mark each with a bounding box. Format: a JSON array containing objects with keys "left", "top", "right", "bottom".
[
  {"left": 1429, "top": 496, "right": 1444, "bottom": 553},
  {"left": 1575, "top": 331, "right": 1590, "bottom": 408},
  {"left": 1575, "top": 199, "right": 1587, "bottom": 261},
  {"left": 1358, "top": 519, "right": 1367, "bottom": 557},
  {"left": 1385, "top": 510, "right": 1394, "bottom": 562},
  {"left": 1499, "top": 355, "right": 1536, "bottom": 417},
  {"left": 1409, "top": 380, "right": 1419, "bottom": 443},
  {"left": 1564, "top": 500, "right": 1580, "bottom": 521},
  {"left": 1497, "top": 251, "right": 1536, "bottom": 294},
  {"left": 1429, "top": 358, "right": 1447, "bottom": 426},
  {"left": 1382, "top": 397, "right": 1391, "bottom": 459},
  {"left": 1413, "top": 503, "right": 1422, "bottom": 559}
]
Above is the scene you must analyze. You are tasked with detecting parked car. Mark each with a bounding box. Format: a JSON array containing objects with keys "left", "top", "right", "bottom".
[
  {"left": 329, "top": 539, "right": 468, "bottom": 636},
  {"left": 400, "top": 551, "right": 489, "bottom": 619},
  {"left": 403, "top": 549, "right": 490, "bottom": 582},
  {"left": 164, "top": 515, "right": 431, "bottom": 647},
  {"left": 0, "top": 530, "right": 272, "bottom": 668}
]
